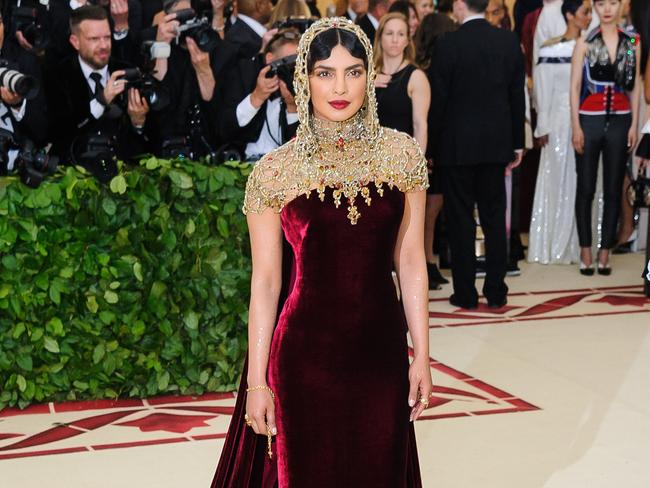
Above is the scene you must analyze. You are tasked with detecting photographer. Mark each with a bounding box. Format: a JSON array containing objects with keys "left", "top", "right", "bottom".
[
  {"left": 147, "top": 0, "right": 222, "bottom": 159},
  {"left": 45, "top": 5, "right": 150, "bottom": 182},
  {"left": 0, "top": 10, "right": 46, "bottom": 151},
  {"left": 219, "top": 29, "right": 299, "bottom": 160},
  {"left": 224, "top": 0, "right": 273, "bottom": 59},
  {"left": 45, "top": 0, "right": 143, "bottom": 67}
]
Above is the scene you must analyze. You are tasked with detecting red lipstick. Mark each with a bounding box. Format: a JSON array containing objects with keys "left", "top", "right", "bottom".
[{"left": 329, "top": 100, "right": 350, "bottom": 110}]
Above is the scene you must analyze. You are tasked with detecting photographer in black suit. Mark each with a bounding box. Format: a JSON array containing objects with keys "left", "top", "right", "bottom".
[
  {"left": 146, "top": 0, "right": 222, "bottom": 159},
  {"left": 224, "top": 0, "right": 273, "bottom": 59},
  {"left": 44, "top": 0, "right": 142, "bottom": 67},
  {"left": 428, "top": 0, "right": 525, "bottom": 309},
  {"left": 0, "top": 9, "right": 49, "bottom": 183},
  {"left": 219, "top": 29, "right": 299, "bottom": 160},
  {"left": 45, "top": 5, "right": 150, "bottom": 182},
  {"left": 0, "top": 10, "right": 46, "bottom": 147}
]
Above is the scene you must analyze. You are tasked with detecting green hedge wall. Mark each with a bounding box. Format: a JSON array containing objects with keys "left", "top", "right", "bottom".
[{"left": 0, "top": 158, "right": 252, "bottom": 410}]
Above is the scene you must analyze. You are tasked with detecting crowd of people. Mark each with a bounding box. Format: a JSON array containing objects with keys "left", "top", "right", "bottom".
[{"left": 0, "top": 0, "right": 648, "bottom": 291}]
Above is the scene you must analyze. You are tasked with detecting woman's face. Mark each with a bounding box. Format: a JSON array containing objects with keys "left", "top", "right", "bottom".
[
  {"left": 309, "top": 44, "right": 367, "bottom": 123},
  {"left": 408, "top": 8, "right": 420, "bottom": 38},
  {"left": 571, "top": 0, "right": 593, "bottom": 31},
  {"left": 415, "top": 0, "right": 434, "bottom": 20},
  {"left": 380, "top": 18, "right": 409, "bottom": 58},
  {"left": 594, "top": 0, "right": 621, "bottom": 25}
]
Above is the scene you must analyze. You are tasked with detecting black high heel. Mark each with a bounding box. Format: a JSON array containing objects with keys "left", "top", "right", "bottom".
[
  {"left": 597, "top": 250, "right": 611, "bottom": 276},
  {"left": 579, "top": 261, "right": 594, "bottom": 276}
]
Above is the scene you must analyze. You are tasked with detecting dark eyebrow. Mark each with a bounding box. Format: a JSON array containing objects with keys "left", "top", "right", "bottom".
[{"left": 313, "top": 63, "right": 365, "bottom": 71}]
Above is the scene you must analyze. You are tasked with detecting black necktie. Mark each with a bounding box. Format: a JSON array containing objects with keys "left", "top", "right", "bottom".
[{"left": 89, "top": 72, "right": 104, "bottom": 102}]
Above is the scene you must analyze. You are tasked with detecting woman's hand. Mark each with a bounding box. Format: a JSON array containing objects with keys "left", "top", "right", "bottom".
[
  {"left": 572, "top": 125, "right": 585, "bottom": 154},
  {"left": 246, "top": 387, "right": 277, "bottom": 436},
  {"left": 627, "top": 127, "right": 638, "bottom": 153},
  {"left": 408, "top": 356, "right": 433, "bottom": 422}
]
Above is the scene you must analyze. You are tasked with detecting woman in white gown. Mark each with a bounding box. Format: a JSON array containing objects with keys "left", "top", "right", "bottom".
[{"left": 528, "top": 0, "right": 593, "bottom": 264}]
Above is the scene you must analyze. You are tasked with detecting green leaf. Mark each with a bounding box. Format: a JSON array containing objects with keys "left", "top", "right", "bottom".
[
  {"left": 43, "top": 337, "right": 60, "bottom": 354},
  {"left": 59, "top": 267, "right": 74, "bottom": 279},
  {"left": 150, "top": 281, "right": 167, "bottom": 299},
  {"left": 109, "top": 281, "right": 120, "bottom": 290},
  {"left": 102, "top": 198, "right": 117, "bottom": 216},
  {"left": 0, "top": 283, "right": 10, "bottom": 299},
  {"left": 12, "top": 323, "right": 26, "bottom": 339},
  {"left": 104, "top": 290, "right": 119, "bottom": 304},
  {"left": 46, "top": 317, "right": 65, "bottom": 336},
  {"left": 16, "top": 375, "right": 27, "bottom": 392},
  {"left": 86, "top": 295, "right": 99, "bottom": 313},
  {"left": 49, "top": 285, "right": 61, "bottom": 305},
  {"left": 132, "top": 320, "right": 146, "bottom": 336},
  {"left": 30, "top": 327, "right": 44, "bottom": 342},
  {"left": 185, "top": 219, "right": 196, "bottom": 237},
  {"left": 93, "top": 343, "right": 106, "bottom": 364},
  {"left": 216, "top": 216, "right": 230, "bottom": 238},
  {"left": 144, "top": 157, "right": 160, "bottom": 170},
  {"left": 183, "top": 311, "right": 199, "bottom": 330},
  {"left": 157, "top": 371, "right": 170, "bottom": 390},
  {"left": 169, "top": 170, "right": 193, "bottom": 189},
  {"left": 133, "top": 262, "right": 143, "bottom": 282},
  {"left": 109, "top": 175, "right": 128, "bottom": 194},
  {"left": 2, "top": 255, "right": 18, "bottom": 270},
  {"left": 16, "top": 355, "right": 33, "bottom": 372}
]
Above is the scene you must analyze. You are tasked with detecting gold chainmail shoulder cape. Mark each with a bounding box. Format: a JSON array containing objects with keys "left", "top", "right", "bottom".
[{"left": 242, "top": 17, "right": 429, "bottom": 225}]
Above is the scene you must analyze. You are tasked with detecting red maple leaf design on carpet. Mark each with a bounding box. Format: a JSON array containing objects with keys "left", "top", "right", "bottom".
[
  {"left": 115, "top": 413, "right": 217, "bottom": 434},
  {"left": 0, "top": 433, "right": 22, "bottom": 441},
  {"left": 590, "top": 295, "right": 650, "bottom": 307}
]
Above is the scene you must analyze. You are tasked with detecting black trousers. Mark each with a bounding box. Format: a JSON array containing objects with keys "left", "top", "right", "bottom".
[
  {"left": 575, "top": 114, "right": 631, "bottom": 249},
  {"left": 440, "top": 164, "right": 508, "bottom": 305}
]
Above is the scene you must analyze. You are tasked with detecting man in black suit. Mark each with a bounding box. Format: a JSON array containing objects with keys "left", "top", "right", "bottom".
[
  {"left": 344, "top": 0, "right": 368, "bottom": 22},
  {"left": 145, "top": 0, "right": 223, "bottom": 159},
  {"left": 45, "top": 5, "right": 150, "bottom": 182},
  {"left": 428, "top": 0, "right": 525, "bottom": 309},
  {"left": 355, "top": 0, "right": 390, "bottom": 43},
  {"left": 224, "top": 0, "right": 273, "bottom": 60},
  {"left": 219, "top": 29, "right": 299, "bottom": 160},
  {"left": 44, "top": 0, "right": 142, "bottom": 67}
]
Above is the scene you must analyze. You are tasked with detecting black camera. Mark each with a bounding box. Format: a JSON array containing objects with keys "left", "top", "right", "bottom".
[
  {"left": 73, "top": 133, "right": 118, "bottom": 183},
  {"left": 265, "top": 54, "right": 297, "bottom": 96},
  {"left": 174, "top": 8, "right": 220, "bottom": 52},
  {"left": 0, "top": 60, "right": 39, "bottom": 100},
  {"left": 118, "top": 42, "right": 171, "bottom": 112},
  {"left": 0, "top": 129, "right": 58, "bottom": 189},
  {"left": 272, "top": 16, "right": 316, "bottom": 33},
  {"left": 12, "top": 1, "right": 51, "bottom": 51}
]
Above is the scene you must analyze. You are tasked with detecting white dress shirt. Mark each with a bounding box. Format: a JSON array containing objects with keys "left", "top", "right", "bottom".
[
  {"left": 462, "top": 14, "right": 485, "bottom": 24},
  {"left": 347, "top": 8, "right": 358, "bottom": 22},
  {"left": 367, "top": 12, "right": 379, "bottom": 30},
  {"left": 78, "top": 56, "right": 109, "bottom": 120},
  {"left": 236, "top": 94, "right": 299, "bottom": 159}
]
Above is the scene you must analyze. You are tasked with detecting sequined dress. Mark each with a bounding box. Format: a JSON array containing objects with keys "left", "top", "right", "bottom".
[
  {"left": 528, "top": 40, "right": 580, "bottom": 264},
  {"left": 211, "top": 119, "right": 428, "bottom": 487}
]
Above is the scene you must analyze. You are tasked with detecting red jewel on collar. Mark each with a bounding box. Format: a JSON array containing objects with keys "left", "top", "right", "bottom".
[{"left": 335, "top": 136, "right": 345, "bottom": 151}]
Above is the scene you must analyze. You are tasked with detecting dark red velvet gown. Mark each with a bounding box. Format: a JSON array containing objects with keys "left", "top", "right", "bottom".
[{"left": 212, "top": 183, "right": 422, "bottom": 487}]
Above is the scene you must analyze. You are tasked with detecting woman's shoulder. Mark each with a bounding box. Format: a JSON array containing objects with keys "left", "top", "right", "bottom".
[
  {"left": 242, "top": 140, "right": 298, "bottom": 215},
  {"left": 378, "top": 129, "right": 429, "bottom": 192}
]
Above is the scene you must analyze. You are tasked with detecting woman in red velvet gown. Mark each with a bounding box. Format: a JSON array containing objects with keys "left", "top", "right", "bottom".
[{"left": 212, "top": 17, "right": 433, "bottom": 487}]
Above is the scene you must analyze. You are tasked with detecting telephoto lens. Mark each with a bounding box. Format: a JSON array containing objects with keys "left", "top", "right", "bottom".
[{"left": 0, "top": 67, "right": 39, "bottom": 100}]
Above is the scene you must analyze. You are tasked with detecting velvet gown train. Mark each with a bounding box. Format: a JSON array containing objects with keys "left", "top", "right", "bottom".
[{"left": 211, "top": 183, "right": 422, "bottom": 487}]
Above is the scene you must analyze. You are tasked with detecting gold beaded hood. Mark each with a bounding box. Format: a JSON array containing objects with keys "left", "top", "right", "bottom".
[{"left": 242, "top": 17, "right": 429, "bottom": 224}]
